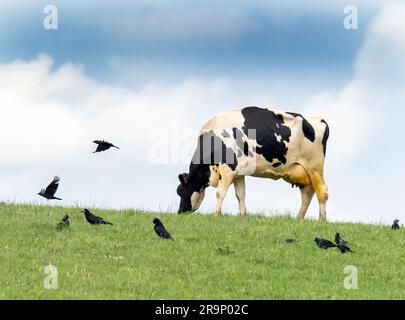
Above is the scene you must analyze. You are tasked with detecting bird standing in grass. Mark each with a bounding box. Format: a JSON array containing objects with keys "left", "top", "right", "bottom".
[
  {"left": 314, "top": 237, "right": 336, "bottom": 249},
  {"left": 56, "top": 215, "right": 70, "bottom": 231},
  {"left": 38, "top": 176, "right": 62, "bottom": 200},
  {"left": 153, "top": 218, "right": 173, "bottom": 240},
  {"left": 337, "top": 238, "right": 353, "bottom": 253},
  {"left": 82, "top": 208, "right": 113, "bottom": 225},
  {"left": 391, "top": 219, "right": 400, "bottom": 230},
  {"left": 335, "top": 233, "right": 348, "bottom": 246},
  {"left": 93, "top": 140, "right": 119, "bottom": 153}
]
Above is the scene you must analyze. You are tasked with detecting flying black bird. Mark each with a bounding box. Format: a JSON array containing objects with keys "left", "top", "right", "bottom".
[
  {"left": 335, "top": 233, "right": 349, "bottom": 246},
  {"left": 337, "top": 238, "right": 353, "bottom": 253},
  {"left": 56, "top": 214, "right": 70, "bottom": 231},
  {"left": 38, "top": 176, "right": 62, "bottom": 200},
  {"left": 314, "top": 237, "right": 337, "bottom": 249},
  {"left": 391, "top": 219, "right": 400, "bottom": 230},
  {"left": 82, "top": 208, "right": 113, "bottom": 225},
  {"left": 93, "top": 140, "right": 119, "bottom": 153},
  {"left": 153, "top": 218, "right": 173, "bottom": 240}
]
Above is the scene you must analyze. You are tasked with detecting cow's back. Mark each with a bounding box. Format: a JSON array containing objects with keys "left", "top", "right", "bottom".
[{"left": 198, "top": 106, "right": 329, "bottom": 179}]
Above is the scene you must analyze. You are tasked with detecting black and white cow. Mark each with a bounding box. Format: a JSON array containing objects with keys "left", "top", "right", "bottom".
[{"left": 177, "top": 106, "right": 329, "bottom": 220}]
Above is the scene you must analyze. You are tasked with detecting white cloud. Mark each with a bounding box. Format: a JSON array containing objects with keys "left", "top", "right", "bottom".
[{"left": 0, "top": 54, "right": 231, "bottom": 167}]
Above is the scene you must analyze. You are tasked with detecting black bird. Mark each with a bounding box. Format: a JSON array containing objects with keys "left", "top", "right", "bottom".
[
  {"left": 391, "top": 219, "right": 400, "bottom": 230},
  {"left": 285, "top": 238, "right": 297, "bottom": 244},
  {"left": 38, "top": 176, "right": 62, "bottom": 200},
  {"left": 82, "top": 208, "right": 113, "bottom": 225},
  {"left": 335, "top": 233, "right": 349, "bottom": 246},
  {"left": 56, "top": 214, "right": 70, "bottom": 231},
  {"left": 337, "top": 238, "right": 353, "bottom": 253},
  {"left": 153, "top": 218, "right": 173, "bottom": 240},
  {"left": 314, "top": 237, "right": 337, "bottom": 249},
  {"left": 93, "top": 140, "right": 119, "bottom": 153}
]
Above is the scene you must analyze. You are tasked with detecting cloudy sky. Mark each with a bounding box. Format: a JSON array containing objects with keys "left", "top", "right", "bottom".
[{"left": 1, "top": 0, "right": 404, "bottom": 224}]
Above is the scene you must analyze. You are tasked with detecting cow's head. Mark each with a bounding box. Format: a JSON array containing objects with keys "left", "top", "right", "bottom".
[{"left": 177, "top": 172, "right": 206, "bottom": 213}]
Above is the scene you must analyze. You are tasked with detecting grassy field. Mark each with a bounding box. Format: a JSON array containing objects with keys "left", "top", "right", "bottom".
[{"left": 0, "top": 202, "right": 404, "bottom": 299}]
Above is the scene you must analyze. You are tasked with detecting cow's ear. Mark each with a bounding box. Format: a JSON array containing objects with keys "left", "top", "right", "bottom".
[{"left": 178, "top": 173, "right": 189, "bottom": 184}]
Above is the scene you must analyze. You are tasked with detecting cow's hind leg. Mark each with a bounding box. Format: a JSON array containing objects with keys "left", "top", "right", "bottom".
[
  {"left": 297, "top": 185, "right": 315, "bottom": 219},
  {"left": 233, "top": 176, "right": 246, "bottom": 216},
  {"left": 309, "top": 172, "right": 328, "bottom": 221},
  {"left": 214, "top": 164, "right": 235, "bottom": 216},
  {"left": 285, "top": 163, "right": 328, "bottom": 220}
]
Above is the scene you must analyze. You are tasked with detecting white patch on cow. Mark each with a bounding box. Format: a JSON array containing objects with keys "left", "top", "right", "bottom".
[{"left": 191, "top": 190, "right": 205, "bottom": 210}]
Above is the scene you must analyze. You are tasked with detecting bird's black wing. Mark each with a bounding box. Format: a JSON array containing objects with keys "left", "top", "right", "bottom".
[
  {"left": 318, "top": 239, "right": 336, "bottom": 248},
  {"left": 45, "top": 176, "right": 60, "bottom": 196},
  {"left": 155, "top": 225, "right": 172, "bottom": 239},
  {"left": 339, "top": 244, "right": 353, "bottom": 253},
  {"left": 162, "top": 229, "right": 172, "bottom": 239},
  {"left": 86, "top": 210, "right": 112, "bottom": 225},
  {"left": 93, "top": 140, "right": 111, "bottom": 152},
  {"left": 90, "top": 213, "right": 102, "bottom": 224}
]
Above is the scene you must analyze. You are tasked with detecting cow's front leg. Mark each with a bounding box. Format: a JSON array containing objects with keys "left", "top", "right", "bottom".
[
  {"left": 213, "top": 165, "right": 235, "bottom": 216},
  {"left": 233, "top": 176, "right": 246, "bottom": 216}
]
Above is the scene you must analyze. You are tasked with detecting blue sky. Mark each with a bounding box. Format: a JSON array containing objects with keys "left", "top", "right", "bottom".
[
  {"left": 1, "top": 0, "right": 404, "bottom": 224},
  {"left": 0, "top": 0, "right": 378, "bottom": 85}
]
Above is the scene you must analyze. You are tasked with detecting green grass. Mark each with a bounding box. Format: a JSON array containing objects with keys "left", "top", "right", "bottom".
[{"left": 0, "top": 202, "right": 404, "bottom": 299}]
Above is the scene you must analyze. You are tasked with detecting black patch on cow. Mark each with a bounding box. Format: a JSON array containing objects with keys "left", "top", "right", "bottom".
[
  {"left": 221, "top": 129, "right": 230, "bottom": 138},
  {"left": 272, "top": 162, "right": 282, "bottom": 168},
  {"left": 286, "top": 112, "right": 315, "bottom": 143},
  {"left": 320, "top": 119, "right": 329, "bottom": 155},
  {"left": 244, "top": 141, "right": 254, "bottom": 157},
  {"left": 191, "top": 131, "right": 238, "bottom": 171},
  {"left": 241, "top": 106, "right": 291, "bottom": 164},
  {"left": 231, "top": 127, "right": 251, "bottom": 157}
]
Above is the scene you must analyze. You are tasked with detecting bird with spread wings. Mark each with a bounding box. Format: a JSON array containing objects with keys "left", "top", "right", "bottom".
[
  {"left": 93, "top": 140, "right": 120, "bottom": 153},
  {"left": 38, "top": 176, "right": 62, "bottom": 200}
]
